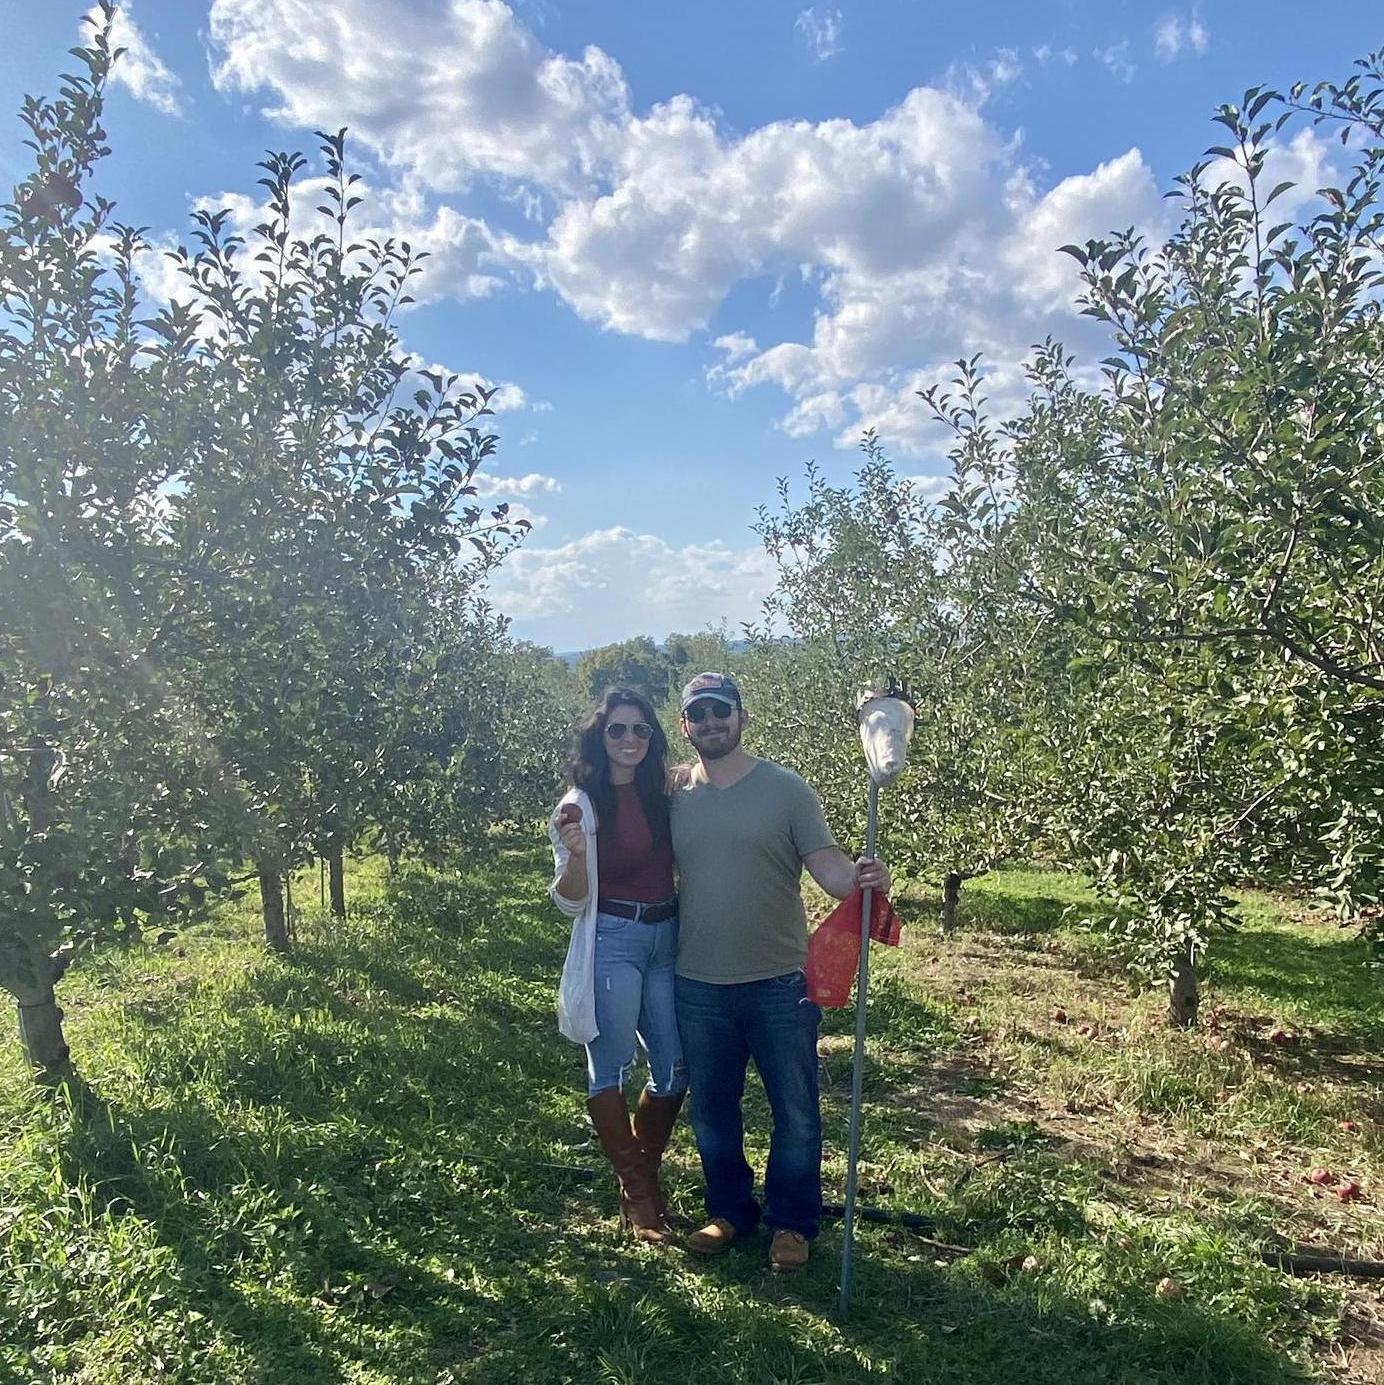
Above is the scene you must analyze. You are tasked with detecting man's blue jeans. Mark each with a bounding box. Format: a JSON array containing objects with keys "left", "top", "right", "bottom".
[{"left": 674, "top": 970, "right": 822, "bottom": 1239}]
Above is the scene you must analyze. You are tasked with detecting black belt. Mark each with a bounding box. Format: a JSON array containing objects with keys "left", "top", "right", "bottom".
[{"left": 597, "top": 896, "right": 678, "bottom": 924}]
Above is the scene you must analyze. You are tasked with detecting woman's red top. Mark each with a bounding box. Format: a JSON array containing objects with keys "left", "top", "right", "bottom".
[{"left": 596, "top": 782, "right": 674, "bottom": 902}]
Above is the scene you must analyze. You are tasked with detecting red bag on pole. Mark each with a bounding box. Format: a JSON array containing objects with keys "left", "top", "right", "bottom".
[{"left": 805, "top": 889, "right": 902, "bottom": 1007}]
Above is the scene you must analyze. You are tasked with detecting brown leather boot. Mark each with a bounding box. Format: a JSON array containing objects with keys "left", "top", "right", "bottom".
[
  {"left": 587, "top": 1089, "right": 673, "bottom": 1244},
  {"left": 633, "top": 1089, "right": 685, "bottom": 1224}
]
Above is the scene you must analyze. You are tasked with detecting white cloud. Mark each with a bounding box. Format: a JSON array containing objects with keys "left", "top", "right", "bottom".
[
  {"left": 1033, "top": 44, "right": 1078, "bottom": 67},
  {"left": 472, "top": 471, "right": 562, "bottom": 497},
  {"left": 712, "top": 331, "right": 758, "bottom": 365},
  {"left": 1002, "top": 148, "right": 1166, "bottom": 311},
  {"left": 1154, "top": 13, "right": 1209, "bottom": 60},
  {"left": 487, "top": 526, "right": 776, "bottom": 649},
  {"left": 488, "top": 499, "right": 547, "bottom": 528},
  {"left": 449, "top": 373, "right": 538, "bottom": 413},
  {"left": 795, "top": 7, "right": 843, "bottom": 63},
  {"left": 991, "top": 49, "right": 1023, "bottom": 87},
  {"left": 404, "top": 205, "right": 515, "bottom": 300},
  {"left": 902, "top": 473, "right": 954, "bottom": 504},
  {"left": 946, "top": 48, "right": 1024, "bottom": 106},
  {"left": 203, "top": 0, "right": 1171, "bottom": 457},
  {"left": 1094, "top": 41, "right": 1136, "bottom": 83},
  {"left": 701, "top": 139, "right": 1164, "bottom": 455},
  {"left": 169, "top": 178, "right": 521, "bottom": 307},
  {"left": 209, "top": 0, "right": 629, "bottom": 195},
  {"left": 87, "top": 2, "right": 182, "bottom": 114},
  {"left": 528, "top": 69, "right": 1166, "bottom": 454},
  {"left": 1201, "top": 127, "right": 1338, "bottom": 239},
  {"left": 126, "top": 233, "right": 194, "bottom": 307},
  {"left": 542, "top": 86, "right": 1005, "bottom": 345}
]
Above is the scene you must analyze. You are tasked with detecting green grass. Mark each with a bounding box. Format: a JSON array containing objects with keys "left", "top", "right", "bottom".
[{"left": 1, "top": 848, "right": 1379, "bottom": 1383}]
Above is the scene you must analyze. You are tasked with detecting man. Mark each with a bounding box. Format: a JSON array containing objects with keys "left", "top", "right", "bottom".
[{"left": 670, "top": 671, "right": 890, "bottom": 1272}]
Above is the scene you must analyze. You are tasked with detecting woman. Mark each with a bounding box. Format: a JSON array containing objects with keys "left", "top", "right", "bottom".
[{"left": 548, "top": 686, "right": 686, "bottom": 1244}]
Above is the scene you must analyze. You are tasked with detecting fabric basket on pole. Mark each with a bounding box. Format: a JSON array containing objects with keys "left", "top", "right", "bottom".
[{"left": 805, "top": 888, "right": 902, "bottom": 1007}]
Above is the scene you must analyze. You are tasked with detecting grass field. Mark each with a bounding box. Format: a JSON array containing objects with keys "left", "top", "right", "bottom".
[{"left": 1, "top": 843, "right": 1380, "bottom": 1383}]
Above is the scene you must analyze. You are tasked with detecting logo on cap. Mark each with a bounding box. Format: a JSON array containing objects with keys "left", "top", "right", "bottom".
[{"left": 680, "top": 671, "right": 742, "bottom": 712}]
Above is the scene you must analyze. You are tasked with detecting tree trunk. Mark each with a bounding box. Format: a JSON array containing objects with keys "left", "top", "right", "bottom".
[
  {"left": 7, "top": 947, "right": 72, "bottom": 1074},
  {"left": 940, "top": 872, "right": 962, "bottom": 934},
  {"left": 260, "top": 867, "right": 289, "bottom": 952},
  {"left": 8, "top": 752, "right": 73, "bottom": 1073},
  {"left": 1169, "top": 956, "right": 1199, "bottom": 1028},
  {"left": 329, "top": 847, "right": 346, "bottom": 920},
  {"left": 284, "top": 873, "right": 297, "bottom": 946},
  {"left": 16, "top": 987, "right": 69, "bottom": 1071}
]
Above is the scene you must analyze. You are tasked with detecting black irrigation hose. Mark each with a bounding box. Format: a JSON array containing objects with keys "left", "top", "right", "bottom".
[
  {"left": 1262, "top": 1250, "right": 1384, "bottom": 1279},
  {"left": 821, "top": 1201, "right": 943, "bottom": 1233}
]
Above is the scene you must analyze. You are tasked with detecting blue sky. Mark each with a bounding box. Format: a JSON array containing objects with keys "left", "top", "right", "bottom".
[{"left": 2, "top": 2, "right": 1379, "bottom": 650}]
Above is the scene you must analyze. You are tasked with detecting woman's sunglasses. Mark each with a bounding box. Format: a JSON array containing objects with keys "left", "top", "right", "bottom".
[
  {"left": 684, "top": 699, "right": 735, "bottom": 724},
  {"left": 605, "top": 720, "right": 654, "bottom": 741}
]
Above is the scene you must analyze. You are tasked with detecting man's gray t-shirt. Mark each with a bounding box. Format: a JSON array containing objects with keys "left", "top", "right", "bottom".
[{"left": 671, "top": 759, "right": 838, "bottom": 984}]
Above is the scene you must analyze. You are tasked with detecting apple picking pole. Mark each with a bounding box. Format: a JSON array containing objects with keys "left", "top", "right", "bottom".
[{"left": 839, "top": 774, "right": 879, "bottom": 1319}]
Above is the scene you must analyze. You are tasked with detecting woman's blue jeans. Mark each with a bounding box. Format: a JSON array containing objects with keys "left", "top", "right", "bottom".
[
  {"left": 584, "top": 911, "right": 687, "bottom": 1098},
  {"left": 674, "top": 969, "right": 822, "bottom": 1239}
]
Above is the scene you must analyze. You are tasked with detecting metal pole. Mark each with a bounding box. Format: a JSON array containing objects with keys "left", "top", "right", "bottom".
[{"left": 839, "top": 776, "right": 879, "bottom": 1318}]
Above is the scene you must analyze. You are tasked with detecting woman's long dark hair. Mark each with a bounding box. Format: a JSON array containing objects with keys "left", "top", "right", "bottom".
[{"left": 570, "top": 686, "right": 671, "bottom": 845}]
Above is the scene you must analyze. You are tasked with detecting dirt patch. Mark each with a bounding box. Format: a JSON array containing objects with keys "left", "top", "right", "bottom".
[
  {"left": 866, "top": 919, "right": 1384, "bottom": 1249},
  {"left": 1327, "top": 1295, "right": 1384, "bottom": 1385}
]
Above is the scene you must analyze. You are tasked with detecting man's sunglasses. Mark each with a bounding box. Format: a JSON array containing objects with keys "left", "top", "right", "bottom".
[
  {"left": 684, "top": 699, "right": 736, "bottom": 724},
  {"left": 605, "top": 720, "right": 654, "bottom": 741}
]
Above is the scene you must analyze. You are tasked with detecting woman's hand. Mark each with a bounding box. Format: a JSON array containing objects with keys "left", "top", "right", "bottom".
[
  {"left": 552, "top": 802, "right": 590, "bottom": 905},
  {"left": 554, "top": 803, "right": 585, "bottom": 856}
]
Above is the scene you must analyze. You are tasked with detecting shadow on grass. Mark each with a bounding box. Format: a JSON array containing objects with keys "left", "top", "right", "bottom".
[
  {"left": 562, "top": 1239, "right": 1312, "bottom": 1385},
  {"left": 1210, "top": 926, "right": 1384, "bottom": 1035},
  {"left": 949, "top": 879, "right": 1119, "bottom": 940},
  {"left": 16, "top": 845, "right": 1318, "bottom": 1384},
  {"left": 50, "top": 1075, "right": 1312, "bottom": 1384}
]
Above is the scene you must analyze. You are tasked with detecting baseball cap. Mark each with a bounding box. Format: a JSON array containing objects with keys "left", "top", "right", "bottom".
[{"left": 680, "top": 671, "right": 743, "bottom": 713}]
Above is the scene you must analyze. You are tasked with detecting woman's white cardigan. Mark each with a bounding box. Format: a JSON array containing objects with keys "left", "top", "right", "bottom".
[{"left": 547, "top": 787, "right": 600, "bottom": 1045}]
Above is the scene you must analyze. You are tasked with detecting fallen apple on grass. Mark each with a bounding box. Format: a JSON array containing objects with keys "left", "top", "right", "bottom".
[
  {"left": 1334, "top": 1179, "right": 1363, "bottom": 1202},
  {"left": 1307, "top": 1167, "right": 1334, "bottom": 1187}
]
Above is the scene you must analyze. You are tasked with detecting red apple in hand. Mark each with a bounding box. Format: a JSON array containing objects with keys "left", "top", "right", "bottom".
[{"left": 558, "top": 804, "right": 583, "bottom": 827}]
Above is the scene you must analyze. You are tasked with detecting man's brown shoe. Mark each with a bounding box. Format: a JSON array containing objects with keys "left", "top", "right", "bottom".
[
  {"left": 686, "top": 1217, "right": 738, "bottom": 1256},
  {"left": 769, "top": 1229, "right": 810, "bottom": 1272}
]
